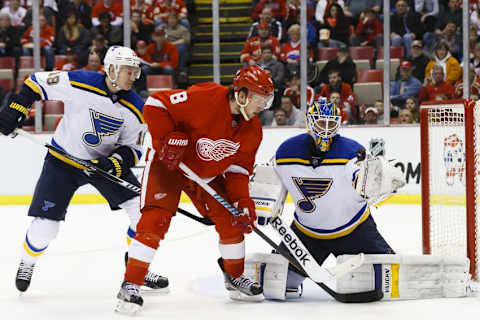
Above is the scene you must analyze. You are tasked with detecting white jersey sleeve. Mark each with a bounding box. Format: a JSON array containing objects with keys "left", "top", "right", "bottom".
[{"left": 25, "top": 71, "right": 73, "bottom": 102}]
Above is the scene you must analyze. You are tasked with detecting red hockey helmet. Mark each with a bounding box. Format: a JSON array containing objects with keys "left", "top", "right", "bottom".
[{"left": 232, "top": 65, "right": 274, "bottom": 99}]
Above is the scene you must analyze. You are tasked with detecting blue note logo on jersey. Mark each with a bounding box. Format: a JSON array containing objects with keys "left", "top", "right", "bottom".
[
  {"left": 292, "top": 177, "right": 333, "bottom": 213},
  {"left": 82, "top": 109, "right": 124, "bottom": 146},
  {"left": 42, "top": 200, "right": 56, "bottom": 212}
]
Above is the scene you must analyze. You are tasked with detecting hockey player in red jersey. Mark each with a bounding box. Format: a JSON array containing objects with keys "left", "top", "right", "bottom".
[{"left": 115, "top": 65, "right": 274, "bottom": 314}]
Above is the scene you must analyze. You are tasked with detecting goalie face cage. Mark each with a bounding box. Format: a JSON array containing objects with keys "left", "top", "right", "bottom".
[{"left": 420, "top": 99, "right": 479, "bottom": 280}]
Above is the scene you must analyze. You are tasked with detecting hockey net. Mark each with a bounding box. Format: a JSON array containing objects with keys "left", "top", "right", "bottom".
[{"left": 420, "top": 100, "right": 479, "bottom": 280}]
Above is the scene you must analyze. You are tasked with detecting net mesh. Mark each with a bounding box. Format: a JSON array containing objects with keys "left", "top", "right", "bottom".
[
  {"left": 427, "top": 105, "right": 466, "bottom": 258},
  {"left": 426, "top": 102, "right": 479, "bottom": 280}
]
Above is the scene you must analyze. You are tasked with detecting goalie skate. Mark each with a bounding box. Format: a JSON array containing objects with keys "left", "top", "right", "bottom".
[
  {"left": 15, "top": 261, "right": 35, "bottom": 293},
  {"left": 115, "top": 281, "right": 143, "bottom": 315},
  {"left": 218, "top": 258, "right": 264, "bottom": 302}
]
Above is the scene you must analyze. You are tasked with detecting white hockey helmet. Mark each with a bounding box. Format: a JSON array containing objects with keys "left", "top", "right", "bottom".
[{"left": 104, "top": 45, "right": 141, "bottom": 83}]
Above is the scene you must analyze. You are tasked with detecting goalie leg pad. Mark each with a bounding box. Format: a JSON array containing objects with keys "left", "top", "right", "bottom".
[
  {"left": 244, "top": 253, "right": 289, "bottom": 300},
  {"left": 336, "top": 254, "right": 471, "bottom": 300},
  {"left": 249, "top": 164, "right": 288, "bottom": 225}
]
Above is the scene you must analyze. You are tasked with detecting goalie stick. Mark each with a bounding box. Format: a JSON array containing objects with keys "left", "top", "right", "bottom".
[
  {"left": 14, "top": 129, "right": 216, "bottom": 226},
  {"left": 178, "top": 162, "right": 383, "bottom": 303}
]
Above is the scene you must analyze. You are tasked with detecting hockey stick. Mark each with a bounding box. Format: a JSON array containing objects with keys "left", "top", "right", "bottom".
[
  {"left": 14, "top": 129, "right": 216, "bottom": 226},
  {"left": 178, "top": 162, "right": 382, "bottom": 302}
]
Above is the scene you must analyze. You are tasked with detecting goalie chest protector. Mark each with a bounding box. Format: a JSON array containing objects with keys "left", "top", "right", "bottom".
[{"left": 274, "top": 133, "right": 369, "bottom": 239}]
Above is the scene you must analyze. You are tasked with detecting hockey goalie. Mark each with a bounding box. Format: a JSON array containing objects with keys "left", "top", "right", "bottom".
[{"left": 244, "top": 99, "right": 473, "bottom": 301}]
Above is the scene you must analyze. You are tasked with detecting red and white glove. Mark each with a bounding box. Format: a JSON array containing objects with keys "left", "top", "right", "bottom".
[
  {"left": 157, "top": 131, "right": 189, "bottom": 171},
  {"left": 232, "top": 198, "right": 257, "bottom": 234}
]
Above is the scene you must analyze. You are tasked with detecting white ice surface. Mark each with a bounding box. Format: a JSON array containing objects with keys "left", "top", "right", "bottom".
[{"left": 0, "top": 203, "right": 478, "bottom": 320}]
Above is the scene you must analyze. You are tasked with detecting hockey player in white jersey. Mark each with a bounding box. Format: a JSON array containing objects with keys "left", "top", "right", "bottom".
[
  {"left": 246, "top": 99, "right": 472, "bottom": 301},
  {"left": 0, "top": 46, "right": 168, "bottom": 295}
]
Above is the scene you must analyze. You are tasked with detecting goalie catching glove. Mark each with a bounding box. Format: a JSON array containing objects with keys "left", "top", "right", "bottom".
[
  {"left": 157, "top": 131, "right": 189, "bottom": 171},
  {"left": 352, "top": 154, "right": 406, "bottom": 206}
]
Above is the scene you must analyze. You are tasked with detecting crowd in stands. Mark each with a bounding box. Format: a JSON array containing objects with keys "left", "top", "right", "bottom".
[
  {"left": 1, "top": 0, "right": 480, "bottom": 128},
  {"left": 0, "top": 0, "right": 193, "bottom": 98},
  {"left": 248, "top": 0, "right": 480, "bottom": 127}
]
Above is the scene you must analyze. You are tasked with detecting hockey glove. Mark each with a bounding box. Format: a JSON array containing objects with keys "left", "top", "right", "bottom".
[
  {"left": 90, "top": 155, "right": 124, "bottom": 178},
  {"left": 232, "top": 198, "right": 257, "bottom": 234},
  {"left": 157, "top": 131, "right": 189, "bottom": 171},
  {"left": 0, "top": 102, "right": 29, "bottom": 136}
]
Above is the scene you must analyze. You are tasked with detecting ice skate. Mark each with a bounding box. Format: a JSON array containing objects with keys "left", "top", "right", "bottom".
[
  {"left": 115, "top": 281, "right": 143, "bottom": 315},
  {"left": 218, "top": 258, "right": 264, "bottom": 302},
  {"left": 15, "top": 261, "right": 35, "bottom": 293},
  {"left": 142, "top": 271, "right": 169, "bottom": 293},
  {"left": 125, "top": 252, "right": 169, "bottom": 293}
]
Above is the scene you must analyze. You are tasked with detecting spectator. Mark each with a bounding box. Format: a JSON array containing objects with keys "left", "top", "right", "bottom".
[
  {"left": 329, "top": 91, "right": 349, "bottom": 123},
  {"left": 319, "top": 69, "right": 356, "bottom": 112},
  {"left": 82, "top": 51, "right": 104, "bottom": 73},
  {"left": 390, "top": 0, "right": 424, "bottom": 57},
  {"left": 434, "top": 0, "right": 462, "bottom": 34},
  {"left": 419, "top": 64, "right": 455, "bottom": 102},
  {"left": 252, "top": 0, "right": 286, "bottom": 22},
  {"left": 241, "top": 21, "right": 281, "bottom": 66},
  {"left": 131, "top": 0, "right": 155, "bottom": 26},
  {"left": 390, "top": 61, "right": 422, "bottom": 108},
  {"left": 469, "top": 41, "right": 480, "bottom": 78},
  {"left": 317, "top": 3, "right": 352, "bottom": 48},
  {"left": 0, "top": 0, "right": 26, "bottom": 27},
  {"left": 415, "top": 0, "right": 439, "bottom": 35},
  {"left": 147, "top": 25, "right": 178, "bottom": 85},
  {"left": 315, "top": 0, "right": 345, "bottom": 24},
  {"left": 424, "top": 41, "right": 461, "bottom": 85},
  {"left": 262, "top": 67, "right": 282, "bottom": 109},
  {"left": 21, "top": 14, "right": 54, "bottom": 71},
  {"left": 349, "top": 8, "right": 383, "bottom": 47},
  {"left": 404, "top": 40, "right": 430, "bottom": 82},
  {"left": 428, "top": 21, "right": 462, "bottom": 59},
  {"left": 90, "top": 11, "right": 123, "bottom": 46},
  {"left": 257, "top": 106, "right": 274, "bottom": 126},
  {"left": 343, "top": 0, "right": 381, "bottom": 19},
  {"left": 0, "top": 13, "right": 21, "bottom": 57},
  {"left": 23, "top": 0, "right": 55, "bottom": 29},
  {"left": 257, "top": 46, "right": 285, "bottom": 88},
  {"left": 283, "top": 73, "right": 316, "bottom": 110},
  {"left": 130, "top": 9, "right": 154, "bottom": 47},
  {"left": 165, "top": 10, "right": 190, "bottom": 76},
  {"left": 319, "top": 44, "right": 356, "bottom": 85},
  {"left": 152, "top": 0, "right": 189, "bottom": 29},
  {"left": 91, "top": 0, "right": 123, "bottom": 27},
  {"left": 405, "top": 96, "right": 420, "bottom": 122},
  {"left": 271, "top": 95, "right": 304, "bottom": 126},
  {"left": 55, "top": 47, "right": 79, "bottom": 71},
  {"left": 398, "top": 109, "right": 414, "bottom": 124},
  {"left": 271, "top": 108, "right": 289, "bottom": 126},
  {"left": 374, "top": 100, "right": 384, "bottom": 123},
  {"left": 454, "top": 68, "right": 480, "bottom": 99},
  {"left": 248, "top": 7, "right": 283, "bottom": 42},
  {"left": 363, "top": 106, "right": 379, "bottom": 125},
  {"left": 59, "top": 0, "right": 92, "bottom": 30},
  {"left": 134, "top": 40, "right": 152, "bottom": 96},
  {"left": 56, "top": 11, "right": 90, "bottom": 56},
  {"left": 86, "top": 34, "right": 108, "bottom": 64}
]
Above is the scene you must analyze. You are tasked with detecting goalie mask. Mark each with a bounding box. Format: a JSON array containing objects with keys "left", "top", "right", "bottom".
[
  {"left": 306, "top": 98, "right": 341, "bottom": 152},
  {"left": 104, "top": 46, "right": 141, "bottom": 86}
]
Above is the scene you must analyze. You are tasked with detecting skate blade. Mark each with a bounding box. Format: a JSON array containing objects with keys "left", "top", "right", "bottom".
[
  {"left": 141, "top": 286, "right": 170, "bottom": 295},
  {"left": 228, "top": 291, "right": 265, "bottom": 302},
  {"left": 115, "top": 300, "right": 142, "bottom": 315}
]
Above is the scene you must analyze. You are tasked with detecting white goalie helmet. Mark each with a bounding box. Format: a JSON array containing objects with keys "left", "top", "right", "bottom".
[{"left": 104, "top": 45, "right": 141, "bottom": 83}]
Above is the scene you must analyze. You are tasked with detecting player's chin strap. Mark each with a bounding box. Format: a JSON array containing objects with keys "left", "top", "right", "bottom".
[
  {"left": 177, "top": 161, "right": 383, "bottom": 303},
  {"left": 234, "top": 91, "right": 250, "bottom": 121}
]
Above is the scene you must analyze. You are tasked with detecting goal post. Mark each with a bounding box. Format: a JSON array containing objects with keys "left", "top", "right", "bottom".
[{"left": 420, "top": 99, "right": 479, "bottom": 280}]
